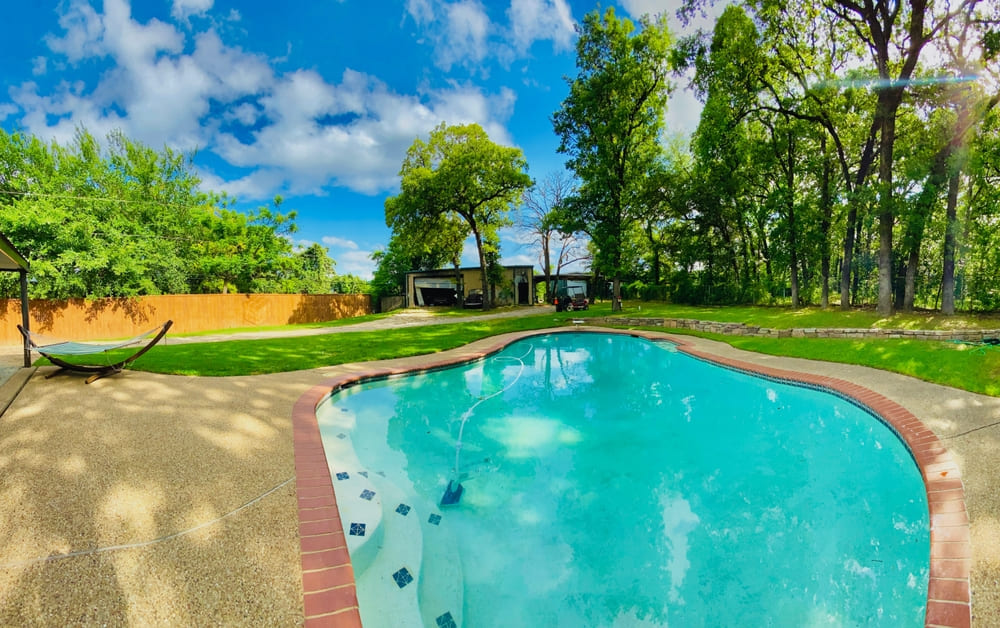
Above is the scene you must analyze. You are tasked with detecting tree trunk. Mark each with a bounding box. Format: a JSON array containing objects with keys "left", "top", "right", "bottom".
[
  {"left": 471, "top": 227, "right": 491, "bottom": 310},
  {"left": 852, "top": 217, "right": 865, "bottom": 304},
  {"left": 876, "top": 102, "right": 897, "bottom": 317},
  {"left": 649, "top": 226, "right": 662, "bottom": 285},
  {"left": 612, "top": 275, "right": 622, "bottom": 312},
  {"left": 737, "top": 214, "right": 754, "bottom": 297},
  {"left": 941, "top": 170, "right": 961, "bottom": 315},
  {"left": 760, "top": 220, "right": 773, "bottom": 285},
  {"left": 903, "top": 247, "right": 918, "bottom": 311},
  {"left": 786, "top": 126, "right": 799, "bottom": 308},
  {"left": 903, "top": 155, "right": 950, "bottom": 311},
  {"left": 839, "top": 204, "right": 858, "bottom": 309},
  {"left": 819, "top": 136, "right": 833, "bottom": 309},
  {"left": 541, "top": 232, "right": 552, "bottom": 303}
]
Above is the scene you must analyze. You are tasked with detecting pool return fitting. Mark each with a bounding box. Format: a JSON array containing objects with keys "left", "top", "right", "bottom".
[{"left": 441, "top": 344, "right": 532, "bottom": 506}]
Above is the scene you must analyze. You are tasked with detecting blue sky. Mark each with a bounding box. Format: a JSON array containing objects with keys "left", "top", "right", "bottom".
[{"left": 0, "top": 0, "right": 715, "bottom": 278}]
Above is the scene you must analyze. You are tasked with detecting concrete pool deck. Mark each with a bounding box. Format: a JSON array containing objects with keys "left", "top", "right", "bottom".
[{"left": 0, "top": 325, "right": 996, "bottom": 625}]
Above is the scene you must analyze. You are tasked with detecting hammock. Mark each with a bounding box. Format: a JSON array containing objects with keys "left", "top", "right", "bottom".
[{"left": 18, "top": 320, "right": 173, "bottom": 384}]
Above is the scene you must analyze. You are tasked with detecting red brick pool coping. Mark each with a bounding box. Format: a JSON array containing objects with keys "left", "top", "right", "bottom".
[{"left": 291, "top": 328, "right": 972, "bottom": 627}]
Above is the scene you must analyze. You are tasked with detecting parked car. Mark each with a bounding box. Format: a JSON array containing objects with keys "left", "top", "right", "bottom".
[
  {"left": 568, "top": 291, "right": 589, "bottom": 311},
  {"left": 464, "top": 289, "right": 483, "bottom": 308},
  {"left": 554, "top": 291, "right": 588, "bottom": 312}
]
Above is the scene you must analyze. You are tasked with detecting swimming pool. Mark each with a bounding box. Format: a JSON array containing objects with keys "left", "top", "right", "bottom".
[{"left": 313, "top": 332, "right": 932, "bottom": 626}]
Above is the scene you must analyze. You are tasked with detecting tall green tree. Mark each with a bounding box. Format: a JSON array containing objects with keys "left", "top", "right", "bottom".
[
  {"left": 829, "top": 0, "right": 984, "bottom": 315},
  {"left": 0, "top": 128, "right": 317, "bottom": 298},
  {"left": 385, "top": 122, "right": 531, "bottom": 309},
  {"left": 294, "top": 243, "right": 337, "bottom": 294},
  {"left": 552, "top": 8, "right": 673, "bottom": 312}
]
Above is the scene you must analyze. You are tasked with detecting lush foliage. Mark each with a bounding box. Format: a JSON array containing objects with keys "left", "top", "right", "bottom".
[
  {"left": 553, "top": 8, "right": 673, "bottom": 311},
  {"left": 547, "top": 0, "right": 1000, "bottom": 315},
  {"left": 383, "top": 122, "right": 532, "bottom": 309},
  {"left": 0, "top": 128, "right": 352, "bottom": 298}
]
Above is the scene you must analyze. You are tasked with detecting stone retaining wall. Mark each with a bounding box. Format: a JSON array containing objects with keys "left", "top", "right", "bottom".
[{"left": 600, "top": 317, "right": 1000, "bottom": 342}]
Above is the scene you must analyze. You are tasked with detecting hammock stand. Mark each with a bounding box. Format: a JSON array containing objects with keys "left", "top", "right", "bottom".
[{"left": 17, "top": 320, "right": 173, "bottom": 384}]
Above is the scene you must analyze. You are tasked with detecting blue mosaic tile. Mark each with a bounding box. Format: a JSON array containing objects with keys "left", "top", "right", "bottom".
[
  {"left": 358, "top": 471, "right": 369, "bottom": 478},
  {"left": 436, "top": 612, "right": 457, "bottom": 628},
  {"left": 349, "top": 522, "right": 366, "bottom": 536},
  {"left": 396, "top": 504, "right": 411, "bottom": 516},
  {"left": 392, "top": 567, "right": 413, "bottom": 588},
  {"left": 360, "top": 489, "right": 375, "bottom": 501},
  {"left": 428, "top": 513, "right": 442, "bottom": 525},
  {"left": 336, "top": 433, "right": 347, "bottom": 439},
  {"left": 335, "top": 472, "right": 349, "bottom": 481}
]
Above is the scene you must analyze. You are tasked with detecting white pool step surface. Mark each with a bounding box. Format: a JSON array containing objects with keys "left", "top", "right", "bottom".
[{"left": 320, "top": 400, "right": 463, "bottom": 628}]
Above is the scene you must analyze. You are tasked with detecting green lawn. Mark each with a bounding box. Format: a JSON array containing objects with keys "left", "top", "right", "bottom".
[
  {"left": 175, "top": 311, "right": 395, "bottom": 336},
  {"left": 646, "top": 329, "right": 1000, "bottom": 398},
  {"left": 38, "top": 302, "right": 1000, "bottom": 397},
  {"left": 599, "top": 302, "right": 1000, "bottom": 397},
  {"left": 47, "top": 310, "right": 580, "bottom": 376}
]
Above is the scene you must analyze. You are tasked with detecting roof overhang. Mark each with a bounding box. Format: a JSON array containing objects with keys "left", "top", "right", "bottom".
[{"left": 0, "top": 233, "right": 28, "bottom": 272}]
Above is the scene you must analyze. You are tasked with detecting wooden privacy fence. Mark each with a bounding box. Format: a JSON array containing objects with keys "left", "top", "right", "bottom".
[{"left": 0, "top": 293, "right": 372, "bottom": 345}]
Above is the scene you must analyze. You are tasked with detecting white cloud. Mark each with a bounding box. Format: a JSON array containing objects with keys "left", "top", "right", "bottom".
[
  {"left": 617, "top": 0, "right": 731, "bottom": 139},
  {"left": 439, "top": 1, "right": 492, "bottom": 70},
  {"left": 505, "top": 227, "right": 539, "bottom": 246},
  {"left": 172, "top": 0, "right": 214, "bottom": 21},
  {"left": 21, "top": 0, "right": 250, "bottom": 150},
  {"left": 12, "top": 0, "right": 520, "bottom": 206},
  {"left": 323, "top": 235, "right": 359, "bottom": 250},
  {"left": 336, "top": 249, "right": 377, "bottom": 279},
  {"left": 622, "top": 0, "right": 732, "bottom": 32},
  {"left": 507, "top": 0, "right": 575, "bottom": 54},
  {"left": 407, "top": 0, "right": 494, "bottom": 72},
  {"left": 190, "top": 31, "right": 273, "bottom": 98},
  {"left": 665, "top": 88, "right": 703, "bottom": 137},
  {"left": 501, "top": 252, "right": 536, "bottom": 267},
  {"left": 212, "top": 69, "right": 518, "bottom": 197},
  {"left": 31, "top": 57, "right": 48, "bottom": 76},
  {"left": 10, "top": 80, "right": 127, "bottom": 147},
  {"left": 619, "top": 0, "right": 673, "bottom": 19},
  {"left": 228, "top": 102, "right": 262, "bottom": 125},
  {"left": 460, "top": 244, "right": 480, "bottom": 267},
  {"left": 406, "top": 0, "right": 435, "bottom": 25},
  {"left": 406, "top": 0, "right": 574, "bottom": 71},
  {"left": 102, "top": 0, "right": 185, "bottom": 63},
  {"left": 196, "top": 168, "right": 284, "bottom": 201},
  {"left": 44, "top": 0, "right": 105, "bottom": 62}
]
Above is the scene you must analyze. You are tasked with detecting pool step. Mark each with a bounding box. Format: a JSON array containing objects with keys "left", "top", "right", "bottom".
[
  {"left": 417, "top": 497, "right": 464, "bottom": 628},
  {"left": 353, "top": 473, "right": 424, "bottom": 628},
  {"left": 319, "top": 412, "right": 385, "bottom": 576},
  {"left": 317, "top": 403, "right": 464, "bottom": 627},
  {"left": 330, "top": 471, "right": 383, "bottom": 576}
]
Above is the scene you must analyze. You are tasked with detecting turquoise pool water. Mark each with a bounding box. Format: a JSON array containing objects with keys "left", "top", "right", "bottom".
[{"left": 322, "top": 332, "right": 930, "bottom": 626}]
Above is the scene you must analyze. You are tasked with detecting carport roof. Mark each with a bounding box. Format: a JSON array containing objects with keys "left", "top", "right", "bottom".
[
  {"left": 405, "top": 264, "right": 534, "bottom": 278},
  {"left": 0, "top": 232, "right": 29, "bottom": 272}
]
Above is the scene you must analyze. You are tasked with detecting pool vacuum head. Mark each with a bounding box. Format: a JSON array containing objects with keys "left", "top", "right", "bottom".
[{"left": 440, "top": 480, "right": 463, "bottom": 505}]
